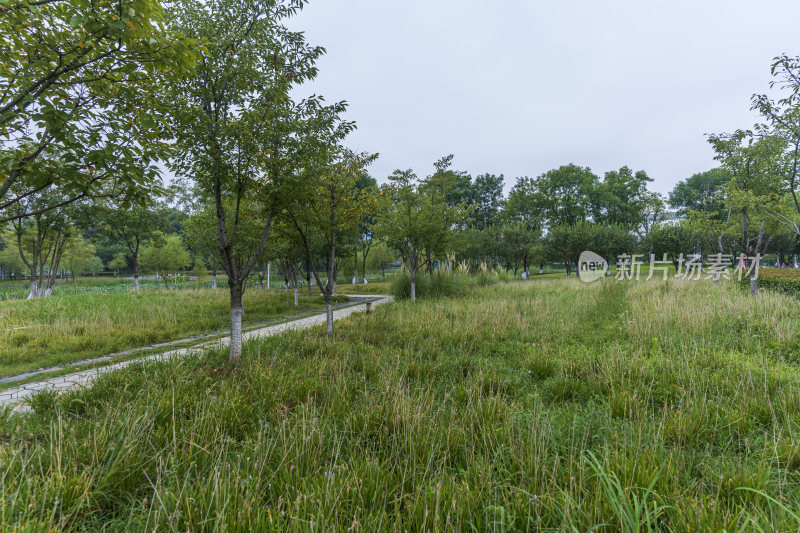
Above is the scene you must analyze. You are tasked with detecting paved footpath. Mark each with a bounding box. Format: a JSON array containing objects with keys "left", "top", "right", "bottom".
[{"left": 1, "top": 295, "right": 391, "bottom": 413}]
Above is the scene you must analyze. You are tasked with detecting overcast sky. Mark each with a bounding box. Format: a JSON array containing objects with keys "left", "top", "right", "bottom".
[{"left": 289, "top": 0, "right": 800, "bottom": 195}]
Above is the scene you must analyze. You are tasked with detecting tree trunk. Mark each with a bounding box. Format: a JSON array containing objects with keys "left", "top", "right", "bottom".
[
  {"left": 294, "top": 285, "right": 299, "bottom": 307},
  {"left": 410, "top": 266, "right": 417, "bottom": 303},
  {"left": 325, "top": 293, "right": 333, "bottom": 336},
  {"left": 750, "top": 271, "right": 759, "bottom": 296},
  {"left": 133, "top": 256, "right": 140, "bottom": 292},
  {"left": 361, "top": 248, "right": 368, "bottom": 284},
  {"left": 27, "top": 279, "right": 37, "bottom": 300},
  {"left": 306, "top": 260, "right": 312, "bottom": 295},
  {"left": 229, "top": 284, "right": 244, "bottom": 364},
  {"left": 354, "top": 251, "right": 359, "bottom": 284}
]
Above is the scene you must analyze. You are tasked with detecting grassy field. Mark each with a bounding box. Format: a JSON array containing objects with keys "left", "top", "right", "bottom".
[
  {"left": 0, "top": 287, "right": 349, "bottom": 377},
  {"left": 3, "top": 277, "right": 800, "bottom": 530}
]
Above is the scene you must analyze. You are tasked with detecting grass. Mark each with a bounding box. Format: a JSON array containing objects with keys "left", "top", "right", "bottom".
[
  {"left": 390, "top": 270, "right": 514, "bottom": 299},
  {"left": 313, "top": 282, "right": 391, "bottom": 296},
  {"left": 3, "top": 277, "right": 800, "bottom": 530},
  {"left": 0, "top": 287, "right": 348, "bottom": 377}
]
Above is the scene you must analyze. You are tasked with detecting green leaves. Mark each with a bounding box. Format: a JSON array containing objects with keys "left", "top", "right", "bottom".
[{"left": 1, "top": 0, "right": 199, "bottom": 221}]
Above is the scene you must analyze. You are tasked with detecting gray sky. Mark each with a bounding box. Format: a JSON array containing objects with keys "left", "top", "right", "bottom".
[{"left": 290, "top": 0, "right": 800, "bottom": 195}]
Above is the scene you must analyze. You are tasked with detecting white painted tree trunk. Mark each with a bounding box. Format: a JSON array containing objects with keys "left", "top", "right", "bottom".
[
  {"left": 27, "top": 280, "right": 37, "bottom": 300},
  {"left": 134, "top": 275, "right": 140, "bottom": 292},
  {"left": 410, "top": 268, "right": 417, "bottom": 303},
  {"left": 294, "top": 286, "right": 299, "bottom": 307},
  {"left": 212, "top": 273, "right": 218, "bottom": 289},
  {"left": 750, "top": 271, "right": 759, "bottom": 296},
  {"left": 326, "top": 300, "right": 333, "bottom": 336},
  {"left": 229, "top": 303, "right": 244, "bottom": 364}
]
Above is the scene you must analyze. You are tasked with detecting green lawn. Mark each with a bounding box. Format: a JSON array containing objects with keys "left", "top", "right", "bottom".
[
  {"left": 3, "top": 278, "right": 800, "bottom": 530},
  {"left": 0, "top": 287, "right": 343, "bottom": 377}
]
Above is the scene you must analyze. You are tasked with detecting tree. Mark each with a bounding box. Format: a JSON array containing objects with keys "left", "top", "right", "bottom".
[
  {"left": 184, "top": 203, "right": 223, "bottom": 289},
  {"left": 709, "top": 130, "right": 792, "bottom": 295},
  {"left": 376, "top": 168, "right": 463, "bottom": 302},
  {"left": 168, "top": 0, "right": 325, "bottom": 363},
  {"left": 752, "top": 54, "right": 800, "bottom": 220},
  {"left": 9, "top": 188, "right": 73, "bottom": 297},
  {"left": 140, "top": 233, "right": 191, "bottom": 287},
  {"left": 287, "top": 149, "right": 377, "bottom": 335},
  {"left": 0, "top": 230, "right": 26, "bottom": 279},
  {"left": 668, "top": 169, "right": 731, "bottom": 220},
  {"left": 95, "top": 202, "right": 168, "bottom": 291},
  {"left": 636, "top": 193, "right": 668, "bottom": 255},
  {"left": 419, "top": 157, "right": 469, "bottom": 273},
  {"left": 354, "top": 171, "right": 378, "bottom": 284},
  {"left": 498, "top": 221, "right": 540, "bottom": 276},
  {"left": 647, "top": 222, "right": 700, "bottom": 268},
  {"left": 0, "top": 0, "right": 196, "bottom": 220},
  {"left": 593, "top": 166, "right": 653, "bottom": 229},
  {"left": 62, "top": 236, "right": 100, "bottom": 281},
  {"left": 767, "top": 231, "right": 799, "bottom": 267},
  {"left": 535, "top": 164, "right": 598, "bottom": 227},
  {"left": 467, "top": 174, "right": 505, "bottom": 229},
  {"left": 368, "top": 242, "right": 395, "bottom": 282},
  {"left": 108, "top": 252, "right": 129, "bottom": 277},
  {"left": 504, "top": 175, "right": 545, "bottom": 276},
  {"left": 545, "top": 222, "right": 633, "bottom": 276}
]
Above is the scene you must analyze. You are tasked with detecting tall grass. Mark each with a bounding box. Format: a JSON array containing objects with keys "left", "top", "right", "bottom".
[
  {"left": 2, "top": 278, "right": 800, "bottom": 530},
  {"left": 390, "top": 270, "right": 513, "bottom": 299},
  {"left": 0, "top": 288, "right": 337, "bottom": 377}
]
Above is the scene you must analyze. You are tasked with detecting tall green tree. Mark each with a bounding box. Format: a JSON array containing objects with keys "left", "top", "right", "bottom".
[
  {"left": 376, "top": 168, "right": 463, "bottom": 302},
  {"left": 668, "top": 169, "right": 730, "bottom": 220},
  {"left": 419, "top": 157, "right": 469, "bottom": 272},
  {"left": 545, "top": 222, "right": 632, "bottom": 277},
  {"left": 168, "top": 0, "right": 324, "bottom": 363},
  {"left": 286, "top": 149, "right": 377, "bottom": 335},
  {"left": 140, "top": 233, "right": 191, "bottom": 287},
  {"left": 636, "top": 192, "right": 668, "bottom": 255},
  {"left": 709, "top": 130, "right": 793, "bottom": 295},
  {"left": 752, "top": 54, "right": 800, "bottom": 221},
  {"left": 504, "top": 175, "right": 545, "bottom": 275},
  {"left": 8, "top": 187, "right": 74, "bottom": 297},
  {"left": 593, "top": 166, "right": 653, "bottom": 229},
  {"left": 94, "top": 202, "right": 168, "bottom": 291},
  {"left": 535, "top": 164, "right": 598, "bottom": 227},
  {"left": 647, "top": 222, "right": 700, "bottom": 267},
  {"left": 354, "top": 171, "right": 378, "bottom": 284}
]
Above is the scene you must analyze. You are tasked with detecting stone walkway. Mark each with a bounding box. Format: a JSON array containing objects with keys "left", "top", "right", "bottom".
[{"left": 1, "top": 295, "right": 391, "bottom": 413}]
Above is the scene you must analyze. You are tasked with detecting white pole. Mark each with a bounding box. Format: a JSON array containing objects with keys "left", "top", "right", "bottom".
[{"left": 267, "top": 262, "right": 270, "bottom": 290}]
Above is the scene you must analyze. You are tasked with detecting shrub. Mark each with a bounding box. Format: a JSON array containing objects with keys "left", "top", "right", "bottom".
[{"left": 739, "top": 268, "right": 800, "bottom": 296}]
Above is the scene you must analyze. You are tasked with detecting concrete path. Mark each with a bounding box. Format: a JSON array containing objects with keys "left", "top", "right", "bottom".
[{"left": 1, "top": 295, "right": 391, "bottom": 413}]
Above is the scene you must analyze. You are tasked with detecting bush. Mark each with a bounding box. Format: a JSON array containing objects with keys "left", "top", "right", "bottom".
[
  {"left": 740, "top": 268, "right": 800, "bottom": 296},
  {"left": 390, "top": 270, "right": 512, "bottom": 300}
]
